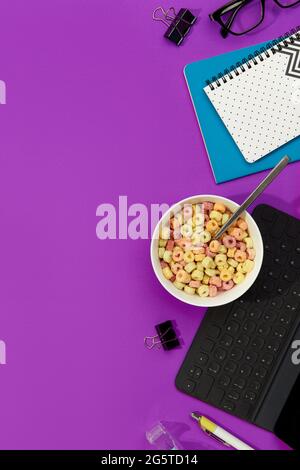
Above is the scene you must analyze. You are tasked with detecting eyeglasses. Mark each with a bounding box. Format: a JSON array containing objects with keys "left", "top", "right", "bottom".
[{"left": 210, "top": 0, "right": 300, "bottom": 38}]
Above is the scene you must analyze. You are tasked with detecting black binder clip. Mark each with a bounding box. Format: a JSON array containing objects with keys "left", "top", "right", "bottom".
[
  {"left": 153, "top": 6, "right": 197, "bottom": 46},
  {"left": 144, "top": 320, "right": 180, "bottom": 351}
]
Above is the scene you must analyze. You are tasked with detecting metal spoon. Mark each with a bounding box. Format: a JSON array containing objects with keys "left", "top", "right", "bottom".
[{"left": 214, "top": 155, "right": 290, "bottom": 240}]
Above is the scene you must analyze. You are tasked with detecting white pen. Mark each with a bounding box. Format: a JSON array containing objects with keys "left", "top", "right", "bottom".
[{"left": 191, "top": 412, "right": 254, "bottom": 450}]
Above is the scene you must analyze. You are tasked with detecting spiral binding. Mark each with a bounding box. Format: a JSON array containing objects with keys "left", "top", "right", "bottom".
[{"left": 206, "top": 26, "right": 300, "bottom": 91}]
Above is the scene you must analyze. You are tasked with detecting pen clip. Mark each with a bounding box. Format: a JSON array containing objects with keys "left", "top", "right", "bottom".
[{"left": 203, "top": 429, "right": 231, "bottom": 447}]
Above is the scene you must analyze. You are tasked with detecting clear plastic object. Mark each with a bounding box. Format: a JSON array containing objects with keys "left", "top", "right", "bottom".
[{"left": 146, "top": 422, "right": 182, "bottom": 450}]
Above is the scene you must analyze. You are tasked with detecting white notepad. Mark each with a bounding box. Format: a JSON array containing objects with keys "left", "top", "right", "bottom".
[{"left": 204, "top": 29, "right": 300, "bottom": 163}]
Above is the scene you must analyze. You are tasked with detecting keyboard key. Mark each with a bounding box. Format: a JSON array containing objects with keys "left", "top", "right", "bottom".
[
  {"left": 290, "top": 256, "right": 300, "bottom": 269},
  {"left": 220, "top": 334, "right": 233, "bottom": 348},
  {"left": 227, "top": 390, "right": 240, "bottom": 401},
  {"left": 262, "top": 280, "right": 274, "bottom": 293},
  {"left": 196, "top": 374, "right": 214, "bottom": 399},
  {"left": 255, "top": 297, "right": 267, "bottom": 307},
  {"left": 279, "top": 279, "right": 290, "bottom": 293},
  {"left": 292, "top": 288, "right": 300, "bottom": 298},
  {"left": 261, "top": 354, "right": 274, "bottom": 366},
  {"left": 287, "top": 293, "right": 300, "bottom": 305},
  {"left": 277, "top": 285, "right": 288, "bottom": 296},
  {"left": 226, "top": 321, "right": 240, "bottom": 335},
  {"left": 248, "top": 380, "right": 261, "bottom": 392},
  {"left": 233, "top": 377, "right": 246, "bottom": 390},
  {"left": 196, "top": 352, "right": 208, "bottom": 365},
  {"left": 264, "top": 243, "right": 271, "bottom": 252},
  {"left": 182, "top": 379, "right": 195, "bottom": 393},
  {"left": 238, "top": 364, "right": 252, "bottom": 377},
  {"left": 270, "top": 298, "right": 283, "bottom": 310},
  {"left": 194, "top": 368, "right": 202, "bottom": 380},
  {"left": 222, "top": 399, "right": 235, "bottom": 412},
  {"left": 208, "top": 387, "right": 225, "bottom": 406},
  {"left": 273, "top": 326, "right": 286, "bottom": 339},
  {"left": 243, "top": 320, "right": 256, "bottom": 334},
  {"left": 263, "top": 311, "right": 277, "bottom": 323},
  {"left": 277, "top": 271, "right": 289, "bottom": 288},
  {"left": 283, "top": 271, "right": 297, "bottom": 283},
  {"left": 187, "top": 366, "right": 196, "bottom": 376},
  {"left": 267, "top": 268, "right": 280, "bottom": 279},
  {"left": 219, "top": 375, "right": 231, "bottom": 387},
  {"left": 279, "top": 313, "right": 292, "bottom": 326},
  {"left": 214, "top": 347, "right": 227, "bottom": 362},
  {"left": 248, "top": 308, "right": 262, "bottom": 320},
  {"left": 280, "top": 243, "right": 291, "bottom": 251},
  {"left": 244, "top": 351, "right": 258, "bottom": 365},
  {"left": 274, "top": 256, "right": 284, "bottom": 266},
  {"left": 224, "top": 361, "right": 237, "bottom": 374},
  {"left": 257, "top": 324, "right": 271, "bottom": 336},
  {"left": 236, "top": 334, "right": 250, "bottom": 347},
  {"left": 254, "top": 366, "right": 267, "bottom": 379},
  {"left": 266, "top": 340, "right": 280, "bottom": 353},
  {"left": 251, "top": 336, "right": 265, "bottom": 350},
  {"left": 244, "top": 391, "right": 256, "bottom": 402},
  {"left": 200, "top": 339, "right": 214, "bottom": 352},
  {"left": 207, "top": 362, "right": 220, "bottom": 375},
  {"left": 284, "top": 299, "right": 300, "bottom": 312},
  {"left": 207, "top": 325, "right": 221, "bottom": 339},
  {"left": 230, "top": 348, "right": 243, "bottom": 361},
  {"left": 232, "top": 308, "right": 246, "bottom": 321}
]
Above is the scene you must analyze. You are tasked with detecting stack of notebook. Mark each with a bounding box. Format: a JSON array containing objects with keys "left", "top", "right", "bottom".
[{"left": 185, "top": 27, "right": 300, "bottom": 183}]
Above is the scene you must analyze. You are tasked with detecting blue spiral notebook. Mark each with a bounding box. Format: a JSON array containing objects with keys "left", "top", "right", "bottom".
[{"left": 185, "top": 38, "right": 300, "bottom": 184}]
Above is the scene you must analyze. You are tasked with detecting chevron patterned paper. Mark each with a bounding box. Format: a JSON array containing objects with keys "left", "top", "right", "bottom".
[{"left": 279, "top": 40, "right": 300, "bottom": 79}]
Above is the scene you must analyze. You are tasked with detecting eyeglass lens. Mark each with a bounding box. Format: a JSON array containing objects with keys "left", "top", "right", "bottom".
[{"left": 219, "top": 0, "right": 300, "bottom": 35}]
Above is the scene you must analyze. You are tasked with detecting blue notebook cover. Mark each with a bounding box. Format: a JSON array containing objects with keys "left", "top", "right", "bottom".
[{"left": 185, "top": 40, "right": 300, "bottom": 184}]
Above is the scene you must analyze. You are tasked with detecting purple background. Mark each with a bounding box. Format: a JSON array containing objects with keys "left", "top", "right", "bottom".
[{"left": 0, "top": 0, "right": 299, "bottom": 450}]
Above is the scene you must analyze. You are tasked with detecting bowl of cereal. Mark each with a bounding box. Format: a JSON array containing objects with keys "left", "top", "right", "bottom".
[{"left": 150, "top": 195, "right": 263, "bottom": 307}]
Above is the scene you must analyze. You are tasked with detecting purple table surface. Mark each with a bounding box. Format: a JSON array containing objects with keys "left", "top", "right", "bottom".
[{"left": 0, "top": 0, "right": 299, "bottom": 450}]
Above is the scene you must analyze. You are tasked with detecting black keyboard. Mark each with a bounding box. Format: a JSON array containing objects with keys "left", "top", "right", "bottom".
[{"left": 176, "top": 204, "right": 300, "bottom": 424}]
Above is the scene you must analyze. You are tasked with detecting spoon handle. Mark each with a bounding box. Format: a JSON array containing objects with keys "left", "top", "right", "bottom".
[{"left": 214, "top": 155, "right": 290, "bottom": 240}]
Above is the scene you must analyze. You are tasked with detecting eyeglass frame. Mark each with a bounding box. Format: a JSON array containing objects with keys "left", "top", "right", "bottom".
[{"left": 210, "top": 0, "right": 300, "bottom": 38}]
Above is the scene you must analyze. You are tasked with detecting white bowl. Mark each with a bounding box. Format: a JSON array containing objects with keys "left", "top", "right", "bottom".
[{"left": 150, "top": 195, "right": 264, "bottom": 307}]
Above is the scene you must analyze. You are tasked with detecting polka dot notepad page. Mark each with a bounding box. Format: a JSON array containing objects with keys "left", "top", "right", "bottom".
[{"left": 204, "top": 38, "right": 300, "bottom": 163}]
